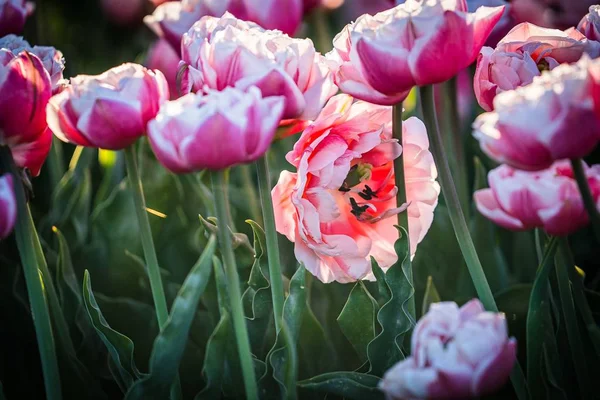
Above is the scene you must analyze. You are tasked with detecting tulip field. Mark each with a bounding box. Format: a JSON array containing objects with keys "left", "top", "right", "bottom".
[{"left": 2, "top": 0, "right": 600, "bottom": 399}]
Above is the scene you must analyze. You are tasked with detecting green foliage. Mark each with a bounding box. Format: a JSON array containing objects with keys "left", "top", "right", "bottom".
[
  {"left": 298, "top": 372, "right": 384, "bottom": 400},
  {"left": 337, "top": 282, "right": 377, "bottom": 362}
]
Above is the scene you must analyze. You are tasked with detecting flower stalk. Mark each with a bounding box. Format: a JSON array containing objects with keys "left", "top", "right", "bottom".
[
  {"left": 256, "top": 154, "right": 285, "bottom": 331},
  {"left": 570, "top": 158, "right": 600, "bottom": 242},
  {"left": 211, "top": 169, "right": 259, "bottom": 400}
]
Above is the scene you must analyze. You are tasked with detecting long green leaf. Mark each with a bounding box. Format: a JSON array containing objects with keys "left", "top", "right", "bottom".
[
  {"left": 367, "top": 227, "right": 414, "bottom": 376},
  {"left": 298, "top": 372, "right": 383, "bottom": 400},
  {"left": 82, "top": 270, "right": 142, "bottom": 391},
  {"left": 421, "top": 276, "right": 441, "bottom": 317},
  {"left": 195, "top": 311, "right": 231, "bottom": 400},
  {"left": 124, "top": 236, "right": 216, "bottom": 400},
  {"left": 337, "top": 282, "right": 377, "bottom": 362}
]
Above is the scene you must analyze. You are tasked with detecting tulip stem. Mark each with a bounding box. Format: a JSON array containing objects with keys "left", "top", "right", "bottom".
[
  {"left": 556, "top": 237, "right": 593, "bottom": 399},
  {"left": 211, "top": 169, "right": 259, "bottom": 400},
  {"left": 0, "top": 146, "right": 62, "bottom": 400},
  {"left": 392, "top": 104, "right": 415, "bottom": 321},
  {"left": 123, "top": 146, "right": 183, "bottom": 400},
  {"left": 419, "top": 85, "right": 497, "bottom": 310},
  {"left": 570, "top": 158, "right": 600, "bottom": 242},
  {"left": 256, "top": 155, "right": 285, "bottom": 332}
]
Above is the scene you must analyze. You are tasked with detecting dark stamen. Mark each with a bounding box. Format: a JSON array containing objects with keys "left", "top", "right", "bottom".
[{"left": 350, "top": 197, "right": 369, "bottom": 218}]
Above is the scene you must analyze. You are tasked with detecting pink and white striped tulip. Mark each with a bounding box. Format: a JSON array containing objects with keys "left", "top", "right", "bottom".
[
  {"left": 0, "top": 174, "right": 16, "bottom": 239},
  {"left": 380, "top": 299, "right": 517, "bottom": 399},
  {"left": 272, "top": 94, "right": 439, "bottom": 283},
  {"left": 327, "top": 0, "right": 505, "bottom": 105},
  {"left": 144, "top": 0, "right": 208, "bottom": 51},
  {"left": 0, "top": 50, "right": 52, "bottom": 176},
  {"left": 147, "top": 86, "right": 284, "bottom": 172},
  {"left": 578, "top": 5, "right": 600, "bottom": 42},
  {"left": 47, "top": 63, "right": 169, "bottom": 150},
  {"left": 180, "top": 13, "right": 336, "bottom": 120},
  {"left": 145, "top": 38, "right": 181, "bottom": 99},
  {"left": 474, "top": 23, "right": 599, "bottom": 111},
  {"left": 474, "top": 56, "right": 600, "bottom": 171},
  {"left": 0, "top": 0, "right": 34, "bottom": 37},
  {"left": 475, "top": 161, "right": 600, "bottom": 236},
  {"left": 0, "top": 35, "right": 65, "bottom": 93}
]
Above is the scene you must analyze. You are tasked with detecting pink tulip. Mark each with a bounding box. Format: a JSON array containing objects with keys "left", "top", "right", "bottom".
[
  {"left": 474, "top": 56, "right": 600, "bottom": 171},
  {"left": 47, "top": 63, "right": 169, "bottom": 150},
  {"left": 145, "top": 38, "right": 181, "bottom": 99},
  {"left": 327, "top": 0, "right": 504, "bottom": 106},
  {"left": 147, "top": 86, "right": 284, "bottom": 172},
  {"left": 578, "top": 5, "right": 600, "bottom": 42},
  {"left": 0, "top": 0, "right": 34, "bottom": 37},
  {"left": 511, "top": 0, "right": 597, "bottom": 31},
  {"left": 0, "top": 174, "right": 16, "bottom": 239},
  {"left": 0, "top": 35, "right": 65, "bottom": 93},
  {"left": 0, "top": 50, "right": 52, "bottom": 176},
  {"left": 271, "top": 94, "right": 439, "bottom": 283},
  {"left": 144, "top": 0, "right": 208, "bottom": 51},
  {"left": 101, "top": 0, "right": 145, "bottom": 26},
  {"left": 381, "top": 299, "right": 516, "bottom": 399},
  {"left": 468, "top": 0, "right": 514, "bottom": 47},
  {"left": 180, "top": 13, "right": 336, "bottom": 120},
  {"left": 474, "top": 161, "right": 600, "bottom": 235},
  {"left": 474, "top": 23, "right": 599, "bottom": 111}
]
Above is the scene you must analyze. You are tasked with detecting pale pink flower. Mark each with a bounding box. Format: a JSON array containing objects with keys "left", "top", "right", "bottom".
[
  {"left": 380, "top": 299, "right": 516, "bottom": 400},
  {"left": 578, "top": 5, "right": 600, "bottom": 42},
  {"left": 0, "top": 0, "right": 34, "bottom": 37},
  {"left": 475, "top": 161, "right": 600, "bottom": 236},
  {"left": 0, "top": 174, "right": 16, "bottom": 239},
  {"left": 180, "top": 13, "right": 336, "bottom": 120},
  {"left": 144, "top": 0, "right": 209, "bottom": 51},
  {"left": 474, "top": 56, "right": 600, "bottom": 171},
  {"left": 47, "top": 63, "right": 169, "bottom": 150},
  {"left": 474, "top": 22, "right": 599, "bottom": 111},
  {"left": 147, "top": 86, "right": 284, "bottom": 172},
  {"left": 327, "top": 0, "right": 504, "bottom": 105},
  {"left": 272, "top": 94, "right": 439, "bottom": 283},
  {"left": 0, "top": 35, "right": 65, "bottom": 93},
  {"left": 0, "top": 50, "right": 52, "bottom": 176}
]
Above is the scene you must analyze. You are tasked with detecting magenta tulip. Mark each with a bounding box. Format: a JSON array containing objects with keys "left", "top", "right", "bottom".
[
  {"left": 475, "top": 161, "right": 600, "bottom": 235},
  {"left": 0, "top": 35, "right": 65, "bottom": 92},
  {"left": 474, "top": 23, "right": 599, "bottom": 111},
  {"left": 180, "top": 13, "right": 336, "bottom": 120},
  {"left": 0, "top": 174, "right": 16, "bottom": 239},
  {"left": 578, "top": 5, "right": 600, "bottom": 42},
  {"left": 0, "top": 0, "right": 34, "bottom": 37},
  {"left": 272, "top": 94, "right": 439, "bottom": 283},
  {"left": 327, "top": 0, "right": 504, "bottom": 105},
  {"left": 380, "top": 299, "right": 516, "bottom": 399},
  {"left": 47, "top": 63, "right": 169, "bottom": 150},
  {"left": 474, "top": 56, "right": 600, "bottom": 171},
  {"left": 0, "top": 50, "right": 52, "bottom": 176},
  {"left": 147, "top": 86, "right": 284, "bottom": 172}
]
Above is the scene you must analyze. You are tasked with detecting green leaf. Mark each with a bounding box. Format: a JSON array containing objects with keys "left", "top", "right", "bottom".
[
  {"left": 337, "top": 282, "right": 377, "bottom": 362},
  {"left": 421, "top": 276, "right": 441, "bottom": 317},
  {"left": 53, "top": 227, "right": 86, "bottom": 327},
  {"left": 298, "top": 305, "right": 336, "bottom": 379},
  {"left": 196, "top": 311, "right": 231, "bottom": 400},
  {"left": 266, "top": 265, "right": 307, "bottom": 400},
  {"left": 298, "top": 372, "right": 383, "bottom": 400},
  {"left": 367, "top": 227, "right": 414, "bottom": 376},
  {"left": 82, "top": 270, "right": 142, "bottom": 391},
  {"left": 526, "top": 237, "right": 558, "bottom": 400},
  {"left": 124, "top": 236, "right": 216, "bottom": 400},
  {"left": 241, "top": 220, "right": 275, "bottom": 359}
]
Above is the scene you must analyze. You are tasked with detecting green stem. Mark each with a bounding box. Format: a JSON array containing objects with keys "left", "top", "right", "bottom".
[
  {"left": 211, "top": 170, "right": 258, "bottom": 400},
  {"left": 556, "top": 237, "right": 593, "bottom": 399},
  {"left": 123, "top": 147, "right": 182, "bottom": 400},
  {"left": 392, "top": 104, "right": 415, "bottom": 321},
  {"left": 570, "top": 158, "right": 600, "bottom": 242},
  {"left": 47, "top": 137, "right": 65, "bottom": 189},
  {"left": 0, "top": 146, "right": 62, "bottom": 400},
  {"left": 419, "top": 85, "right": 496, "bottom": 311},
  {"left": 309, "top": 7, "right": 331, "bottom": 54},
  {"left": 256, "top": 155, "right": 285, "bottom": 332},
  {"left": 241, "top": 164, "right": 262, "bottom": 225}
]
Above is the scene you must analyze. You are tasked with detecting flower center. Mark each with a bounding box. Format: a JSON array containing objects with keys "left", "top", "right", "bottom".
[{"left": 537, "top": 59, "right": 550, "bottom": 73}]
